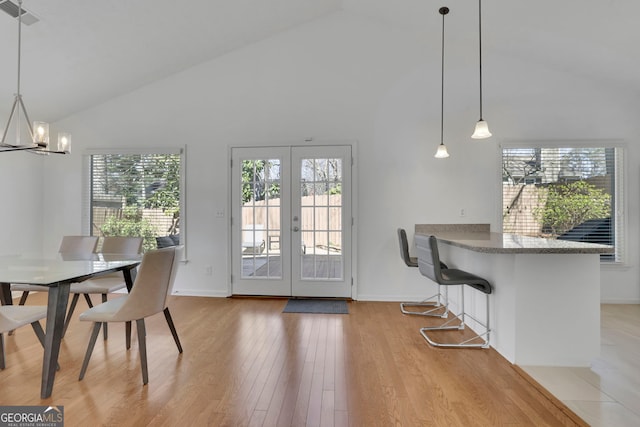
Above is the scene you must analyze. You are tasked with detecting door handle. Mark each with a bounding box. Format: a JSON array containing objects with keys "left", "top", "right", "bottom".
[{"left": 293, "top": 226, "right": 300, "bottom": 232}]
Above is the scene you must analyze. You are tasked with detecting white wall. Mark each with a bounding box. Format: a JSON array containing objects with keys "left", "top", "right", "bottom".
[
  {"left": 42, "top": 10, "right": 640, "bottom": 302},
  {"left": 0, "top": 154, "right": 44, "bottom": 255}
]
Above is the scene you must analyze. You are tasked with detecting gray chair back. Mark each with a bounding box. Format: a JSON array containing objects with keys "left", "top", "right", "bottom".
[
  {"left": 414, "top": 234, "right": 444, "bottom": 284},
  {"left": 397, "top": 228, "right": 418, "bottom": 267}
]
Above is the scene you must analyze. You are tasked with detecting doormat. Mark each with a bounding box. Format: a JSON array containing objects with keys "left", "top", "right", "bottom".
[{"left": 283, "top": 299, "right": 348, "bottom": 314}]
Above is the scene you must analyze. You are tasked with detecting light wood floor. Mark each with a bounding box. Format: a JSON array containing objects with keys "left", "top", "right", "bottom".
[{"left": 1, "top": 294, "right": 586, "bottom": 426}]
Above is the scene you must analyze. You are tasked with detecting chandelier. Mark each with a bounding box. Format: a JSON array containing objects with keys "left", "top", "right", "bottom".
[{"left": 0, "top": 0, "right": 70, "bottom": 153}]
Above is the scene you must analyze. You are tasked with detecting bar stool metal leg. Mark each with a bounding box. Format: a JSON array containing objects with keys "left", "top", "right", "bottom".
[
  {"left": 420, "top": 288, "right": 491, "bottom": 348},
  {"left": 400, "top": 285, "right": 449, "bottom": 318}
]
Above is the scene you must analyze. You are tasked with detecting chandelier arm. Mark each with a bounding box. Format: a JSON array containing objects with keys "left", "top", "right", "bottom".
[
  {"left": 0, "top": 145, "right": 38, "bottom": 152},
  {"left": 17, "top": 95, "right": 36, "bottom": 143},
  {"left": 1, "top": 98, "right": 20, "bottom": 145}
]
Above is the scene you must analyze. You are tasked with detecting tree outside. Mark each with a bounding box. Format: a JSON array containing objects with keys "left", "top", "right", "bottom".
[
  {"left": 100, "top": 207, "right": 159, "bottom": 252},
  {"left": 242, "top": 159, "right": 280, "bottom": 204},
  {"left": 143, "top": 155, "right": 181, "bottom": 234},
  {"left": 534, "top": 181, "right": 611, "bottom": 237}
]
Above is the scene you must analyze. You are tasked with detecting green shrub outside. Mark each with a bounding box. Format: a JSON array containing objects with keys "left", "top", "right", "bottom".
[
  {"left": 100, "top": 207, "right": 159, "bottom": 252},
  {"left": 534, "top": 181, "right": 611, "bottom": 237}
]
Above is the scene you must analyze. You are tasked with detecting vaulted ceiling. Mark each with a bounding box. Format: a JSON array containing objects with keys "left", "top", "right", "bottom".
[{"left": 0, "top": 0, "right": 637, "bottom": 123}]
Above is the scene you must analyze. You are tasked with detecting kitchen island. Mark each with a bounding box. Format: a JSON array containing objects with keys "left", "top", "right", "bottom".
[{"left": 415, "top": 224, "right": 613, "bottom": 366}]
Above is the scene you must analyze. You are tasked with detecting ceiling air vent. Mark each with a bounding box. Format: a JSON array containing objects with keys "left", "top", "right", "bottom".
[{"left": 0, "top": 0, "right": 39, "bottom": 25}]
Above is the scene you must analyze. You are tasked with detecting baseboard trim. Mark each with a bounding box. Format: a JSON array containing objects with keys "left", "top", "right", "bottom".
[
  {"left": 171, "top": 289, "right": 228, "bottom": 297},
  {"left": 601, "top": 299, "right": 640, "bottom": 304}
]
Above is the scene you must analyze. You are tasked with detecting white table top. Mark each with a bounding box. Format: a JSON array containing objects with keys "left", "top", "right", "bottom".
[{"left": 0, "top": 253, "right": 141, "bottom": 286}]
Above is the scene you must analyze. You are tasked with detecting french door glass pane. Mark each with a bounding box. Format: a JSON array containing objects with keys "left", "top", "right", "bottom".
[
  {"left": 299, "top": 158, "right": 343, "bottom": 280},
  {"left": 241, "top": 159, "right": 282, "bottom": 278}
]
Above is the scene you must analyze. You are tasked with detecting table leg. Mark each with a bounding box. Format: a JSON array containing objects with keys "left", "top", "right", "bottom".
[
  {"left": 123, "top": 267, "right": 136, "bottom": 292},
  {"left": 41, "top": 283, "right": 70, "bottom": 399},
  {"left": 123, "top": 267, "right": 136, "bottom": 348},
  {"left": 0, "top": 282, "right": 11, "bottom": 306}
]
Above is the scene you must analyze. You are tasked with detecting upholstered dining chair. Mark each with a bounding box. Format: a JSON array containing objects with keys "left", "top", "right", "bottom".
[
  {"left": 11, "top": 236, "right": 99, "bottom": 306},
  {"left": 414, "top": 234, "right": 492, "bottom": 348},
  {"left": 0, "top": 305, "right": 48, "bottom": 369},
  {"left": 397, "top": 228, "right": 449, "bottom": 318},
  {"left": 62, "top": 236, "right": 144, "bottom": 339},
  {"left": 58, "top": 235, "right": 100, "bottom": 255},
  {"left": 78, "top": 246, "right": 183, "bottom": 385}
]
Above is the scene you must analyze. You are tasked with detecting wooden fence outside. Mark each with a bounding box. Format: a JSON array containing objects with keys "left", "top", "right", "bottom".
[
  {"left": 502, "top": 184, "right": 546, "bottom": 236},
  {"left": 242, "top": 195, "right": 342, "bottom": 250}
]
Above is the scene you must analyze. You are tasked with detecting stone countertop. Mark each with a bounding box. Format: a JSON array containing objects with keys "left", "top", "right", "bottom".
[{"left": 415, "top": 226, "right": 613, "bottom": 254}]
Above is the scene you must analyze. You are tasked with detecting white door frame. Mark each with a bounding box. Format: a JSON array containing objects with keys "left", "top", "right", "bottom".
[{"left": 228, "top": 141, "right": 358, "bottom": 299}]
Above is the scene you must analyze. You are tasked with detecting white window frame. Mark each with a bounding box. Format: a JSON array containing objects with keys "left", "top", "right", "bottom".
[
  {"left": 499, "top": 140, "right": 626, "bottom": 265},
  {"left": 82, "top": 146, "right": 187, "bottom": 259}
]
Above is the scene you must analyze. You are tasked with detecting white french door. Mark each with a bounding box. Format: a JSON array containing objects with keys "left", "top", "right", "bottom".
[{"left": 231, "top": 145, "right": 352, "bottom": 298}]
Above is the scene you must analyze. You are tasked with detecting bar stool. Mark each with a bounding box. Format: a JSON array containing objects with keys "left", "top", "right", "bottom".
[
  {"left": 414, "top": 234, "right": 492, "bottom": 348},
  {"left": 397, "top": 228, "right": 448, "bottom": 317}
]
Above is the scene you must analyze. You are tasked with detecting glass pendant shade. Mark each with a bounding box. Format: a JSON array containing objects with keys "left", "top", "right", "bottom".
[
  {"left": 33, "top": 121, "right": 49, "bottom": 146},
  {"left": 434, "top": 143, "right": 449, "bottom": 158},
  {"left": 57, "top": 132, "right": 71, "bottom": 153},
  {"left": 471, "top": 119, "right": 492, "bottom": 139}
]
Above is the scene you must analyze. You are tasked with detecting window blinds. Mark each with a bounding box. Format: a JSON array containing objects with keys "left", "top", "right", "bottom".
[
  {"left": 502, "top": 146, "right": 623, "bottom": 262},
  {"left": 86, "top": 152, "right": 182, "bottom": 251}
]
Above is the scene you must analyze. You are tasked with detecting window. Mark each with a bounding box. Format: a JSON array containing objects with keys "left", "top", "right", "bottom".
[
  {"left": 83, "top": 148, "right": 184, "bottom": 252},
  {"left": 502, "top": 145, "right": 624, "bottom": 262}
]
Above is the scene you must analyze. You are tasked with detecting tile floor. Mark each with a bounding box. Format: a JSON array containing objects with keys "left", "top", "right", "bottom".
[{"left": 522, "top": 304, "right": 640, "bottom": 427}]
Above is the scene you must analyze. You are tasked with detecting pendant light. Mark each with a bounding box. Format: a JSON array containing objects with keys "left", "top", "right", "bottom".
[
  {"left": 471, "top": 0, "right": 491, "bottom": 139},
  {"left": 0, "top": 0, "right": 71, "bottom": 153},
  {"left": 434, "top": 6, "right": 450, "bottom": 158}
]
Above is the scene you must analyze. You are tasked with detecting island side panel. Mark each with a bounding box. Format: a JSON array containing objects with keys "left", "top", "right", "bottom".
[
  {"left": 513, "top": 253, "right": 600, "bottom": 366},
  {"left": 438, "top": 243, "right": 600, "bottom": 366}
]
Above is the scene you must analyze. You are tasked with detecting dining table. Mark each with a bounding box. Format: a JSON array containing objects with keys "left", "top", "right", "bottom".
[{"left": 0, "top": 253, "right": 141, "bottom": 398}]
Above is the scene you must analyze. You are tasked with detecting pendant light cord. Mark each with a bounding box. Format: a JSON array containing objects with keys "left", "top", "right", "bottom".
[
  {"left": 16, "top": 0, "right": 23, "bottom": 144},
  {"left": 478, "top": 0, "right": 483, "bottom": 120},
  {"left": 17, "top": 0, "right": 22, "bottom": 98},
  {"left": 439, "top": 7, "right": 448, "bottom": 145}
]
